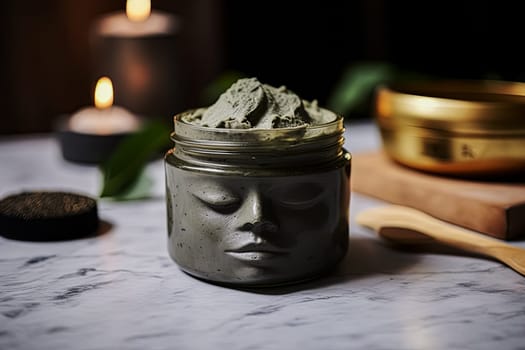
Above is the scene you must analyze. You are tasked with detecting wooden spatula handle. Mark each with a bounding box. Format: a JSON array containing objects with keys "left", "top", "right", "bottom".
[{"left": 356, "top": 205, "right": 525, "bottom": 276}]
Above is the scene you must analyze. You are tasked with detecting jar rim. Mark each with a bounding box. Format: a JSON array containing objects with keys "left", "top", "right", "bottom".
[{"left": 172, "top": 110, "right": 344, "bottom": 144}]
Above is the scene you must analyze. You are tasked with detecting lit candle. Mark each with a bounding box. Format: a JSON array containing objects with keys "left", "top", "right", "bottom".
[
  {"left": 90, "top": 0, "right": 183, "bottom": 119},
  {"left": 69, "top": 76, "right": 140, "bottom": 134},
  {"left": 57, "top": 77, "right": 141, "bottom": 164}
]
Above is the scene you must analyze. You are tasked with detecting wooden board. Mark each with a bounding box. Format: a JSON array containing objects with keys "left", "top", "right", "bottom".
[{"left": 351, "top": 152, "right": 525, "bottom": 240}]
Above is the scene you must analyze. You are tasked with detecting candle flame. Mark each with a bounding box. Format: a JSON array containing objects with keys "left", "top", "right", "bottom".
[
  {"left": 126, "top": 0, "right": 151, "bottom": 22},
  {"left": 94, "top": 77, "right": 114, "bottom": 109}
]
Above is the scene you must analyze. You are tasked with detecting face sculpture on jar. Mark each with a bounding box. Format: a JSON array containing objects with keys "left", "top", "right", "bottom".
[{"left": 165, "top": 78, "right": 351, "bottom": 286}]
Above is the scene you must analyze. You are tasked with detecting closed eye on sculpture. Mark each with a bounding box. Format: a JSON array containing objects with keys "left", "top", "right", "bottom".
[
  {"left": 192, "top": 191, "right": 241, "bottom": 214},
  {"left": 270, "top": 183, "right": 325, "bottom": 210}
]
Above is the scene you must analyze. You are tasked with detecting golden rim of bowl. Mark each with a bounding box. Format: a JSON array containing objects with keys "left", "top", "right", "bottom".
[{"left": 375, "top": 80, "right": 525, "bottom": 136}]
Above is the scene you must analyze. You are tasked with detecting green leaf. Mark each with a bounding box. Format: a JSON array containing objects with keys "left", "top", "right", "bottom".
[
  {"left": 327, "top": 62, "right": 396, "bottom": 116},
  {"left": 99, "top": 120, "right": 171, "bottom": 198},
  {"left": 108, "top": 170, "right": 154, "bottom": 201},
  {"left": 327, "top": 62, "right": 436, "bottom": 118}
]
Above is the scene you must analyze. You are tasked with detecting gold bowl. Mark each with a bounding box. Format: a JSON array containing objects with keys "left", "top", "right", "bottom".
[{"left": 374, "top": 80, "right": 525, "bottom": 176}]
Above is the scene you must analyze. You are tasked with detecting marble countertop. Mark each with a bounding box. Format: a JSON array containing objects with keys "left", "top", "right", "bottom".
[{"left": 1, "top": 121, "right": 524, "bottom": 350}]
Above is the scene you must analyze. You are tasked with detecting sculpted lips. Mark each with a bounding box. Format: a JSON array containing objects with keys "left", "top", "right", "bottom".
[{"left": 224, "top": 242, "right": 289, "bottom": 262}]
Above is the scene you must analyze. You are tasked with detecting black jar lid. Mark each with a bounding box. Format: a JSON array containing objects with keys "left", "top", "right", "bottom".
[{"left": 0, "top": 191, "right": 99, "bottom": 241}]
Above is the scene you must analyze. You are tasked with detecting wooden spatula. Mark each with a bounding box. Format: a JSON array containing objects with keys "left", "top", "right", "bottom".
[{"left": 356, "top": 205, "right": 525, "bottom": 276}]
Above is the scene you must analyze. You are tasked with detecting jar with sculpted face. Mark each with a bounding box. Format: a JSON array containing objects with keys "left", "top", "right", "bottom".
[
  {"left": 165, "top": 77, "right": 351, "bottom": 286},
  {"left": 164, "top": 113, "right": 351, "bottom": 287}
]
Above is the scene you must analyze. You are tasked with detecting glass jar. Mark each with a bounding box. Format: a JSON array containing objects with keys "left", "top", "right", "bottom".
[{"left": 165, "top": 111, "right": 351, "bottom": 287}]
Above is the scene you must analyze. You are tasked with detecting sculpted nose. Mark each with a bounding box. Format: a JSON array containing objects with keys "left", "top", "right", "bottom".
[
  {"left": 250, "top": 192, "right": 264, "bottom": 222},
  {"left": 239, "top": 191, "right": 279, "bottom": 234},
  {"left": 240, "top": 221, "right": 279, "bottom": 235}
]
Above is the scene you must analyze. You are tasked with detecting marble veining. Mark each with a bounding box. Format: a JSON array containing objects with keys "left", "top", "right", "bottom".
[{"left": 1, "top": 123, "right": 525, "bottom": 350}]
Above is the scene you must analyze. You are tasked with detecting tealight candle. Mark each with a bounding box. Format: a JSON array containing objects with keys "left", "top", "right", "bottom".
[
  {"left": 69, "top": 76, "right": 140, "bottom": 134},
  {"left": 57, "top": 76, "right": 141, "bottom": 164},
  {"left": 90, "top": 0, "right": 183, "bottom": 119}
]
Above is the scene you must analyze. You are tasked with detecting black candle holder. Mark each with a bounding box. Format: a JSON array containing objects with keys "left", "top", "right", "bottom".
[{"left": 55, "top": 115, "right": 134, "bottom": 165}]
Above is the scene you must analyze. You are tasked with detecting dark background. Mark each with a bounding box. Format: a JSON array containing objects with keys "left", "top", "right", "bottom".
[{"left": 1, "top": 0, "right": 524, "bottom": 134}]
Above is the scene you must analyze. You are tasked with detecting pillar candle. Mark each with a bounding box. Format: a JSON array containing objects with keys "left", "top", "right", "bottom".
[{"left": 90, "top": 0, "right": 184, "bottom": 119}]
